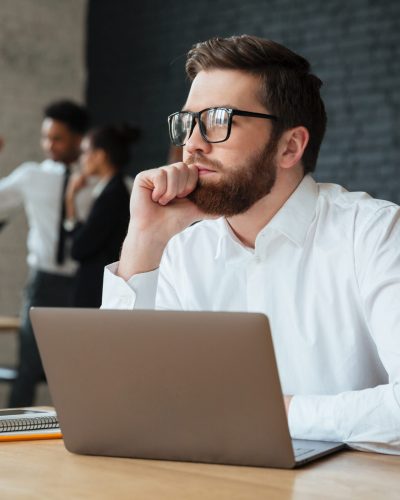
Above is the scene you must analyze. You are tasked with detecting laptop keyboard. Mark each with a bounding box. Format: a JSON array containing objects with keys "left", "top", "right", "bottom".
[{"left": 294, "top": 447, "right": 315, "bottom": 458}]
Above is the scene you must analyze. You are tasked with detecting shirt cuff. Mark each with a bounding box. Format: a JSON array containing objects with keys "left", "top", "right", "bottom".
[
  {"left": 288, "top": 394, "right": 342, "bottom": 442},
  {"left": 63, "top": 218, "right": 77, "bottom": 232},
  {"left": 101, "top": 262, "right": 159, "bottom": 310}
]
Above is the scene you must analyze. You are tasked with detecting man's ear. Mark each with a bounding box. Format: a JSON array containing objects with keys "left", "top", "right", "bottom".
[{"left": 278, "top": 126, "right": 309, "bottom": 170}]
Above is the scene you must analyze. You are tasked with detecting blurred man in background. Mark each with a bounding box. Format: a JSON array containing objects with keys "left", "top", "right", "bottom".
[{"left": 0, "top": 100, "right": 94, "bottom": 406}]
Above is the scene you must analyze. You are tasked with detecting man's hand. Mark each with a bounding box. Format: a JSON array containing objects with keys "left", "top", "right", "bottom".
[
  {"left": 284, "top": 395, "right": 293, "bottom": 417},
  {"left": 118, "top": 162, "right": 208, "bottom": 280}
]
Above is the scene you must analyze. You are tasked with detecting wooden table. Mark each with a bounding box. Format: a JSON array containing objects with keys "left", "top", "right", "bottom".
[{"left": 0, "top": 438, "right": 399, "bottom": 499}]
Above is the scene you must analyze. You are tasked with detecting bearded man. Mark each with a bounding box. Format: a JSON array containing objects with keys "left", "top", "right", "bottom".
[{"left": 102, "top": 35, "right": 400, "bottom": 454}]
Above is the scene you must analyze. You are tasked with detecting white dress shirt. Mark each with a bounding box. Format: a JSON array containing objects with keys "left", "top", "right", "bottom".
[
  {"left": 0, "top": 159, "right": 94, "bottom": 275},
  {"left": 102, "top": 174, "right": 400, "bottom": 454}
]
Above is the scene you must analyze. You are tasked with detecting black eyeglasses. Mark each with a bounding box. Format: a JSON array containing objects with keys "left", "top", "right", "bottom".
[{"left": 168, "top": 107, "right": 278, "bottom": 146}]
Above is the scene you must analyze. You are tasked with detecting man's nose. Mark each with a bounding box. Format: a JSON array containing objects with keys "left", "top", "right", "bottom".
[{"left": 185, "top": 122, "right": 212, "bottom": 155}]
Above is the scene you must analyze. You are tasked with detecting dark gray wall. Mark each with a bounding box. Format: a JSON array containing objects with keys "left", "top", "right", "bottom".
[{"left": 86, "top": 0, "right": 400, "bottom": 202}]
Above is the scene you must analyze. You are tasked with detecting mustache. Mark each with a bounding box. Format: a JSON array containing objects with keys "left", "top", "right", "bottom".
[{"left": 185, "top": 154, "right": 223, "bottom": 171}]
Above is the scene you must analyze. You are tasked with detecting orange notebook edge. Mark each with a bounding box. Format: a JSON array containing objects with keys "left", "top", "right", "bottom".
[{"left": 0, "top": 431, "right": 62, "bottom": 442}]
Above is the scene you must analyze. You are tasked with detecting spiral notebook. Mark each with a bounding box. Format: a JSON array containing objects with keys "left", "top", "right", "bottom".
[{"left": 0, "top": 408, "right": 62, "bottom": 441}]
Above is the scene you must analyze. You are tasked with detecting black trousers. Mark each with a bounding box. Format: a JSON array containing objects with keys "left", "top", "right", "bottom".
[{"left": 8, "top": 270, "right": 75, "bottom": 407}]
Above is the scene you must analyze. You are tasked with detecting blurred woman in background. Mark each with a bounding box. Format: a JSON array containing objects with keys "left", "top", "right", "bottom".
[{"left": 64, "top": 124, "right": 139, "bottom": 307}]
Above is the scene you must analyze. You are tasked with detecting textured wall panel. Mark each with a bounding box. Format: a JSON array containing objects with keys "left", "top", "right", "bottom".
[{"left": 87, "top": 0, "right": 400, "bottom": 203}]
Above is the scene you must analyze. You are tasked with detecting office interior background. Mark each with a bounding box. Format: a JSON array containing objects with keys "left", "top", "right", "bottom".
[{"left": 0, "top": 0, "right": 399, "bottom": 405}]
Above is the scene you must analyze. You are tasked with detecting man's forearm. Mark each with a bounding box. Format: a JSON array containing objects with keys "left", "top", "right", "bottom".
[
  {"left": 114, "top": 163, "right": 203, "bottom": 281},
  {"left": 117, "top": 222, "right": 168, "bottom": 280},
  {"left": 288, "top": 383, "right": 400, "bottom": 454}
]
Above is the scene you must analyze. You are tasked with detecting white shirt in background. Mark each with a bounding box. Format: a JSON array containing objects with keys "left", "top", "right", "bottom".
[
  {"left": 0, "top": 159, "right": 95, "bottom": 275},
  {"left": 102, "top": 174, "right": 400, "bottom": 454}
]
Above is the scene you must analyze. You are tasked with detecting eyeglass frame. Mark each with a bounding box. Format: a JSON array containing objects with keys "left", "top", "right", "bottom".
[{"left": 167, "top": 107, "right": 279, "bottom": 146}]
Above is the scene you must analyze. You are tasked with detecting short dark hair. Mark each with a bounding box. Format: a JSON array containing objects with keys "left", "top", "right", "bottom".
[
  {"left": 186, "top": 35, "right": 327, "bottom": 174},
  {"left": 44, "top": 100, "right": 90, "bottom": 135},
  {"left": 87, "top": 124, "right": 141, "bottom": 169}
]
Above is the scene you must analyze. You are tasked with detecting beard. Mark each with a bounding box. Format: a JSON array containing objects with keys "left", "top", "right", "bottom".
[{"left": 186, "top": 139, "right": 278, "bottom": 217}]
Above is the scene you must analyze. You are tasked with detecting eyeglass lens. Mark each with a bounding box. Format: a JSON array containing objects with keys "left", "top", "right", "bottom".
[
  {"left": 170, "top": 113, "right": 192, "bottom": 146},
  {"left": 171, "top": 108, "right": 230, "bottom": 145},
  {"left": 202, "top": 108, "right": 229, "bottom": 142}
]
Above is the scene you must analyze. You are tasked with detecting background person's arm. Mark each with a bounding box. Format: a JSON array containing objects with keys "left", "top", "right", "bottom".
[
  {"left": 64, "top": 172, "right": 87, "bottom": 223},
  {"left": 0, "top": 164, "right": 29, "bottom": 214}
]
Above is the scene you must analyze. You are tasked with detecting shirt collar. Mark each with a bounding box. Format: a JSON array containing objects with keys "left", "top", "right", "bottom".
[
  {"left": 215, "top": 174, "right": 319, "bottom": 258},
  {"left": 92, "top": 176, "right": 113, "bottom": 199},
  {"left": 265, "top": 174, "right": 318, "bottom": 247},
  {"left": 215, "top": 218, "right": 254, "bottom": 260}
]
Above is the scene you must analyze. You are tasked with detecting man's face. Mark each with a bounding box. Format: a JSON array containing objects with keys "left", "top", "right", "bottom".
[
  {"left": 182, "top": 69, "right": 278, "bottom": 216},
  {"left": 41, "top": 118, "right": 82, "bottom": 164}
]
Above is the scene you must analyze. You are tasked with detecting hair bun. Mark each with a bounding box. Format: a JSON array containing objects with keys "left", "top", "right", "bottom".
[{"left": 87, "top": 123, "right": 141, "bottom": 169}]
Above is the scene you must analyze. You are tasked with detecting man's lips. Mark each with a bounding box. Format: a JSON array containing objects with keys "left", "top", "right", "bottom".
[{"left": 195, "top": 164, "right": 217, "bottom": 175}]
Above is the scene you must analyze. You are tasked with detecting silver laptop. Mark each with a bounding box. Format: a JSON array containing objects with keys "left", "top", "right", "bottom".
[{"left": 30, "top": 308, "right": 345, "bottom": 468}]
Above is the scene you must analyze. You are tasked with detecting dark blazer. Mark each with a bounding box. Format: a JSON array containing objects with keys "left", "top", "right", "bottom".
[{"left": 70, "top": 174, "right": 130, "bottom": 307}]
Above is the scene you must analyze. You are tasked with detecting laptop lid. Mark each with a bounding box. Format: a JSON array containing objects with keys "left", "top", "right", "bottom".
[{"left": 31, "top": 308, "right": 343, "bottom": 468}]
